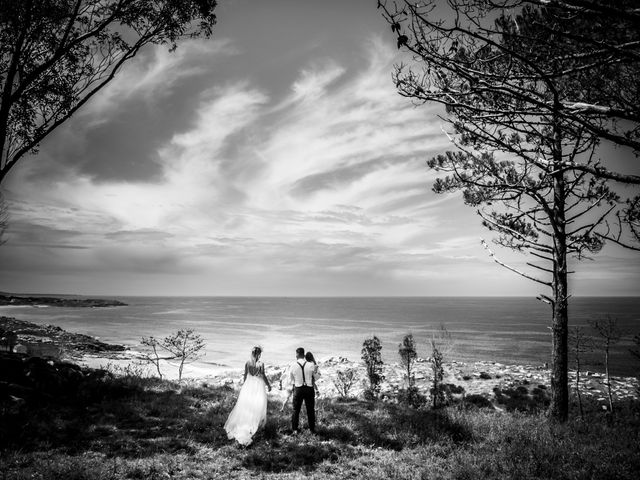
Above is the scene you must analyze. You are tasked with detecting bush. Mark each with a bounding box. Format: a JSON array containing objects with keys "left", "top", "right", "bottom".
[
  {"left": 464, "top": 394, "right": 494, "bottom": 409},
  {"left": 447, "top": 383, "right": 465, "bottom": 395},
  {"left": 333, "top": 369, "right": 357, "bottom": 399},
  {"left": 397, "top": 386, "right": 427, "bottom": 409},
  {"left": 363, "top": 388, "right": 378, "bottom": 402},
  {"left": 361, "top": 336, "right": 384, "bottom": 400},
  {"left": 398, "top": 333, "right": 417, "bottom": 388},
  {"left": 430, "top": 345, "right": 445, "bottom": 408},
  {"left": 493, "top": 384, "right": 550, "bottom": 413},
  {"left": 140, "top": 330, "right": 205, "bottom": 381}
]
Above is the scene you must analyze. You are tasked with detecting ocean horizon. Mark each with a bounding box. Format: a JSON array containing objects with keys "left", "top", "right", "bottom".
[{"left": 1, "top": 295, "right": 638, "bottom": 377}]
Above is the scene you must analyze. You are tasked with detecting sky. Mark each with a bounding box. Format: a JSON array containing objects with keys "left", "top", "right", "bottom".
[{"left": 1, "top": 0, "right": 639, "bottom": 297}]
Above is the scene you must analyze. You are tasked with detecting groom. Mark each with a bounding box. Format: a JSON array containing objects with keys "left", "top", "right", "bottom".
[{"left": 289, "top": 347, "right": 317, "bottom": 433}]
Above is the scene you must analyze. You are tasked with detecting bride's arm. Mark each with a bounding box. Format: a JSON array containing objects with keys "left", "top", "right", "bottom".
[
  {"left": 312, "top": 365, "right": 320, "bottom": 395},
  {"left": 260, "top": 364, "right": 272, "bottom": 391}
]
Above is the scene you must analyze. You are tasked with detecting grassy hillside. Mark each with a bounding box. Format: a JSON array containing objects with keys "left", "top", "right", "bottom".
[{"left": 1, "top": 359, "right": 639, "bottom": 480}]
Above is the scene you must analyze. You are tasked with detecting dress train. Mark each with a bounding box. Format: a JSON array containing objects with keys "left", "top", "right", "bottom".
[{"left": 224, "top": 374, "right": 268, "bottom": 445}]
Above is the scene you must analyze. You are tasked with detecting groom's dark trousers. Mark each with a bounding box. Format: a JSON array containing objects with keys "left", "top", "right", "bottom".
[{"left": 292, "top": 385, "right": 315, "bottom": 432}]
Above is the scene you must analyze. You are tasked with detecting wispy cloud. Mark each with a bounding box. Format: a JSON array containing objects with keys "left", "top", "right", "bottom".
[
  {"left": 1, "top": 37, "right": 478, "bottom": 294},
  {"left": 6, "top": 33, "right": 634, "bottom": 296},
  {"left": 80, "top": 39, "right": 238, "bottom": 123}
]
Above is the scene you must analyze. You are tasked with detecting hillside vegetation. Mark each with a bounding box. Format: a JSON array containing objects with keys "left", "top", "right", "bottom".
[{"left": 1, "top": 355, "right": 639, "bottom": 480}]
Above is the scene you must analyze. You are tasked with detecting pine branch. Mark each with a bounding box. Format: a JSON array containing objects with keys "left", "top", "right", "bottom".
[{"left": 481, "top": 238, "right": 552, "bottom": 286}]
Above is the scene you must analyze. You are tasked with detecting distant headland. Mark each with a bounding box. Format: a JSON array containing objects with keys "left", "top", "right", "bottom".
[{"left": 0, "top": 293, "right": 126, "bottom": 308}]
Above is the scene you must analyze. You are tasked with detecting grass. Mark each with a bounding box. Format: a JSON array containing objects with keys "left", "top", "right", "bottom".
[{"left": 1, "top": 368, "right": 639, "bottom": 480}]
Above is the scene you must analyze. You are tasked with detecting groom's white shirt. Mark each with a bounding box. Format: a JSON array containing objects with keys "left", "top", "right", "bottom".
[{"left": 289, "top": 359, "right": 316, "bottom": 387}]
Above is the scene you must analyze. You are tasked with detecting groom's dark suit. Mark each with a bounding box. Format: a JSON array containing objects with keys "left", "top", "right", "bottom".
[{"left": 290, "top": 358, "right": 316, "bottom": 432}]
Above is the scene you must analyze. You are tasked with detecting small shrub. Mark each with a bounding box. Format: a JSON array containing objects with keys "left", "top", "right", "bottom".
[
  {"left": 570, "top": 325, "right": 594, "bottom": 419},
  {"left": 333, "top": 368, "right": 357, "bottom": 399},
  {"left": 160, "top": 329, "right": 206, "bottom": 381},
  {"left": 591, "top": 316, "right": 623, "bottom": 416},
  {"left": 431, "top": 383, "right": 456, "bottom": 408},
  {"left": 464, "top": 393, "right": 494, "bottom": 409},
  {"left": 398, "top": 333, "right": 417, "bottom": 387},
  {"left": 479, "top": 371, "right": 491, "bottom": 380},
  {"left": 363, "top": 387, "right": 378, "bottom": 402},
  {"left": 102, "top": 361, "right": 151, "bottom": 379},
  {"left": 429, "top": 326, "right": 452, "bottom": 409},
  {"left": 397, "top": 385, "right": 427, "bottom": 408},
  {"left": 493, "top": 384, "right": 549, "bottom": 412},
  {"left": 361, "top": 336, "right": 384, "bottom": 400},
  {"left": 446, "top": 383, "right": 465, "bottom": 395},
  {"left": 531, "top": 387, "right": 550, "bottom": 403},
  {"left": 430, "top": 345, "right": 445, "bottom": 408},
  {"left": 140, "top": 330, "right": 205, "bottom": 381}
]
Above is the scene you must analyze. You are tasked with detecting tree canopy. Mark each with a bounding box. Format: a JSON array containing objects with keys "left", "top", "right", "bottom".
[
  {"left": 382, "top": 0, "right": 640, "bottom": 160},
  {"left": 379, "top": 0, "right": 640, "bottom": 421},
  {"left": 0, "top": 0, "right": 217, "bottom": 184}
]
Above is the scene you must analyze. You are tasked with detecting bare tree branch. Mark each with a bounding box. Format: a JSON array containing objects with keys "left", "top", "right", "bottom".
[{"left": 481, "top": 238, "right": 552, "bottom": 286}]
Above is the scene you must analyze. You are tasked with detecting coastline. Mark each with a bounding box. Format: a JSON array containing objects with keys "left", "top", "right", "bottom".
[
  {"left": 3, "top": 295, "right": 639, "bottom": 377},
  {"left": 3, "top": 322, "right": 639, "bottom": 480},
  {"left": 0, "top": 293, "right": 126, "bottom": 308},
  {"left": 3, "top": 315, "right": 637, "bottom": 409},
  {"left": 204, "top": 356, "right": 640, "bottom": 409}
]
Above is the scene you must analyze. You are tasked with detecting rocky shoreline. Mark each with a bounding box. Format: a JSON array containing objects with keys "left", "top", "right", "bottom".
[
  {"left": 2, "top": 317, "right": 638, "bottom": 411},
  {"left": 0, "top": 316, "right": 127, "bottom": 358},
  {"left": 0, "top": 293, "right": 126, "bottom": 308},
  {"left": 202, "top": 356, "right": 638, "bottom": 411}
]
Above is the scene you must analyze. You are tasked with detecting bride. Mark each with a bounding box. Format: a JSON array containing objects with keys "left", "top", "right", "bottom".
[{"left": 224, "top": 346, "right": 272, "bottom": 446}]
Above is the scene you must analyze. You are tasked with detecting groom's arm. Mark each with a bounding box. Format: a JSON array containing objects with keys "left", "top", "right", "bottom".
[
  {"left": 312, "top": 368, "right": 319, "bottom": 395},
  {"left": 279, "top": 365, "right": 290, "bottom": 389},
  {"left": 289, "top": 364, "right": 296, "bottom": 386}
]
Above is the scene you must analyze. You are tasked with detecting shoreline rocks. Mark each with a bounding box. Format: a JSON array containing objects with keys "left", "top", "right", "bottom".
[
  {"left": 0, "top": 316, "right": 127, "bottom": 359},
  {"left": 315, "top": 357, "right": 639, "bottom": 404},
  {"left": 0, "top": 294, "right": 126, "bottom": 308},
  {"left": 1, "top": 317, "right": 638, "bottom": 411},
  {"left": 202, "top": 355, "right": 639, "bottom": 411}
]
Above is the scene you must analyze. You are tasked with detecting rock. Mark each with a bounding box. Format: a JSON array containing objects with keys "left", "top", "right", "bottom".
[{"left": 0, "top": 317, "right": 126, "bottom": 359}]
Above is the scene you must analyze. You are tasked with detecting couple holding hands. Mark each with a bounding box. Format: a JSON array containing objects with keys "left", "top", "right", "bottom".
[{"left": 224, "top": 346, "right": 320, "bottom": 446}]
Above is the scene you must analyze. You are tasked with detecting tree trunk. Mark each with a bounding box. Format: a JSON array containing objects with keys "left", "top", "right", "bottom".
[
  {"left": 152, "top": 344, "right": 163, "bottom": 380},
  {"left": 574, "top": 334, "right": 584, "bottom": 420},
  {"left": 549, "top": 119, "right": 570, "bottom": 422},
  {"left": 550, "top": 267, "right": 569, "bottom": 422},
  {"left": 605, "top": 339, "right": 614, "bottom": 414},
  {"left": 178, "top": 360, "right": 185, "bottom": 381}
]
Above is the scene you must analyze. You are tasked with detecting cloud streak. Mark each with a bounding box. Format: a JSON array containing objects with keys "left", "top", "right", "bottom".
[{"left": 2, "top": 29, "right": 637, "bottom": 296}]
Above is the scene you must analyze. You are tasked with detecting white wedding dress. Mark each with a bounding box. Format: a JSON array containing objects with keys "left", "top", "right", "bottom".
[{"left": 224, "top": 362, "right": 268, "bottom": 445}]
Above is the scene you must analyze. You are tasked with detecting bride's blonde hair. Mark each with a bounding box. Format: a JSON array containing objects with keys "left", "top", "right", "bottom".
[{"left": 250, "top": 345, "right": 262, "bottom": 363}]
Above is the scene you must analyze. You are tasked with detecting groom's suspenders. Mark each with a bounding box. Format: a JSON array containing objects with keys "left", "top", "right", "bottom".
[{"left": 298, "top": 361, "right": 307, "bottom": 386}]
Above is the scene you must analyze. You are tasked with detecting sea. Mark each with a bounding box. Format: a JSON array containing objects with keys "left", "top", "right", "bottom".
[{"left": 1, "top": 296, "right": 638, "bottom": 377}]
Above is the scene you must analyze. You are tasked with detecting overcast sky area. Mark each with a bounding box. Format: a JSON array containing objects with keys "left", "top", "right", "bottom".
[{"left": 0, "top": 0, "right": 638, "bottom": 297}]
